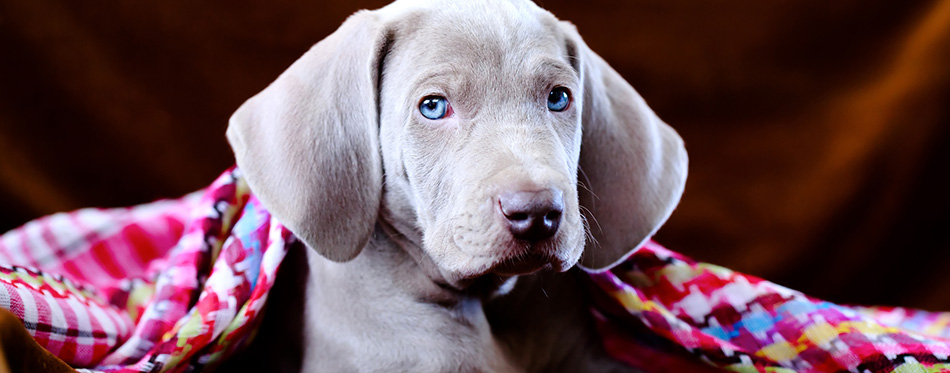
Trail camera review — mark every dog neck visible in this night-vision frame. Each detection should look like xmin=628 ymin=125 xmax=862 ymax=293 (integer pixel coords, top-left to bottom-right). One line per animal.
xmin=299 ymin=223 xmax=517 ymax=371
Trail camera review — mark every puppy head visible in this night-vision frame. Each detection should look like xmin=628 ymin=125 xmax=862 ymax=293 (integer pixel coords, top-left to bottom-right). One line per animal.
xmin=228 ymin=0 xmax=687 ymax=290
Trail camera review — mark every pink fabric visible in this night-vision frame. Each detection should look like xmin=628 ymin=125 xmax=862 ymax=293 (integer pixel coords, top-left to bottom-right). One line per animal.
xmin=0 ymin=168 xmax=291 ymax=372
xmin=588 ymin=241 xmax=950 ymax=372
xmin=4 ymin=168 xmax=950 ymax=373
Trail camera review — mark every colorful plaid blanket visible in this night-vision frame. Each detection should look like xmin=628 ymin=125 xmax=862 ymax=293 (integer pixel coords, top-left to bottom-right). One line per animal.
xmin=1 ymin=168 xmax=949 ymax=372
xmin=0 ymin=169 xmax=290 ymax=372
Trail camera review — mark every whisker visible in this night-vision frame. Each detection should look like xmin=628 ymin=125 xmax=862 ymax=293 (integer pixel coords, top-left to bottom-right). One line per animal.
xmin=577 ymin=166 xmax=597 ymax=199
xmin=578 ymin=207 xmax=600 ymax=249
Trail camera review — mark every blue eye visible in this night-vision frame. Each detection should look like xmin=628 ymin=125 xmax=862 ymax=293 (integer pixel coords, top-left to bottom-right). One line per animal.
xmin=419 ymin=96 xmax=450 ymax=120
xmin=547 ymin=87 xmax=570 ymax=112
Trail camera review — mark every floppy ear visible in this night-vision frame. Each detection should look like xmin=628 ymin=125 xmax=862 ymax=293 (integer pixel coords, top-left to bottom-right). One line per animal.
xmin=227 ymin=11 xmax=388 ymax=262
xmin=562 ymin=24 xmax=689 ymax=272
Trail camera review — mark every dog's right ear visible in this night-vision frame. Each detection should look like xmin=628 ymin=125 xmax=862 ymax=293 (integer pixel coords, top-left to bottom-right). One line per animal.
xmin=227 ymin=11 xmax=388 ymax=262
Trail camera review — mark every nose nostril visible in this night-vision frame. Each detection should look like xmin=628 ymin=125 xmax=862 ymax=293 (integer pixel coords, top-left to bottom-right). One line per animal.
xmin=544 ymin=211 xmax=561 ymax=222
xmin=507 ymin=212 xmax=530 ymax=221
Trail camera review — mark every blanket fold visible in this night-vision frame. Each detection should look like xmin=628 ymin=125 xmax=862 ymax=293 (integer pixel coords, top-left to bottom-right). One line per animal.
xmin=0 ymin=168 xmax=948 ymax=372
xmin=0 ymin=168 xmax=290 ymax=372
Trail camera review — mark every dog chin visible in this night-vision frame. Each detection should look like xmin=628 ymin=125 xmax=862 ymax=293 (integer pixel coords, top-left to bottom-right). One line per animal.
xmin=446 ymin=252 xmax=574 ymax=288
xmin=443 ymin=253 xmax=576 ymax=299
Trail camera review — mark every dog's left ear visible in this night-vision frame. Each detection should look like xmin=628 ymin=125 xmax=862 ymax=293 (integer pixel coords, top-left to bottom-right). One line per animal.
xmin=560 ymin=23 xmax=689 ymax=272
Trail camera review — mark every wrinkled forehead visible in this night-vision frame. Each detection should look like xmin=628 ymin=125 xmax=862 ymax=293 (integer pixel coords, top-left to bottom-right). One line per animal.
xmin=378 ymin=0 xmax=577 ymax=91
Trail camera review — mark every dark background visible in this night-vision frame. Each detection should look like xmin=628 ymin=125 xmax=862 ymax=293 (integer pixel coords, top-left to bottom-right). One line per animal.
xmin=1 ymin=1 xmax=948 ymax=309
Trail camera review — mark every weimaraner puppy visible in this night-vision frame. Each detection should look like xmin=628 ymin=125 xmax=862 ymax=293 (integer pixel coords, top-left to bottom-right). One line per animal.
xmin=220 ymin=0 xmax=687 ymax=371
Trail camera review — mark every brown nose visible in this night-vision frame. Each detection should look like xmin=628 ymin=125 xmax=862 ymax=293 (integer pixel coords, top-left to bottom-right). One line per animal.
xmin=498 ymin=189 xmax=564 ymax=242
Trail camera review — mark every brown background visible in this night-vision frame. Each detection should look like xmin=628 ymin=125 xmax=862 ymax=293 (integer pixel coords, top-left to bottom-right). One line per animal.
xmin=1 ymin=1 xmax=948 ymax=309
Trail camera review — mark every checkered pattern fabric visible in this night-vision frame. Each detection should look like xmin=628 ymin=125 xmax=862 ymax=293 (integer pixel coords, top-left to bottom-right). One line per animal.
xmin=1 ymin=167 xmax=949 ymax=372
xmin=0 ymin=168 xmax=291 ymax=372
xmin=589 ymin=241 xmax=950 ymax=372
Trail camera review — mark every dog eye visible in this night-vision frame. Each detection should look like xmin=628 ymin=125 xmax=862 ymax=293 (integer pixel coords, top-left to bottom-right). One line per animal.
xmin=419 ymin=95 xmax=451 ymax=120
xmin=547 ymin=87 xmax=571 ymax=112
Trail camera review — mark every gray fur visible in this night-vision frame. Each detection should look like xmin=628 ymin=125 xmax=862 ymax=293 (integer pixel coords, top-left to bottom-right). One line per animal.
xmin=226 ymin=0 xmax=687 ymax=371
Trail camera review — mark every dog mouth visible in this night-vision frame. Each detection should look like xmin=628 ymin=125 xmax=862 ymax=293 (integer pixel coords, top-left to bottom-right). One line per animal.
xmin=491 ymin=254 xmax=555 ymax=276
xmin=445 ymin=249 xmax=564 ymax=290
xmin=446 ymin=260 xmax=546 ymax=288
xmin=437 ymin=253 xmax=560 ymax=299
xmin=435 ymin=208 xmax=583 ymax=292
